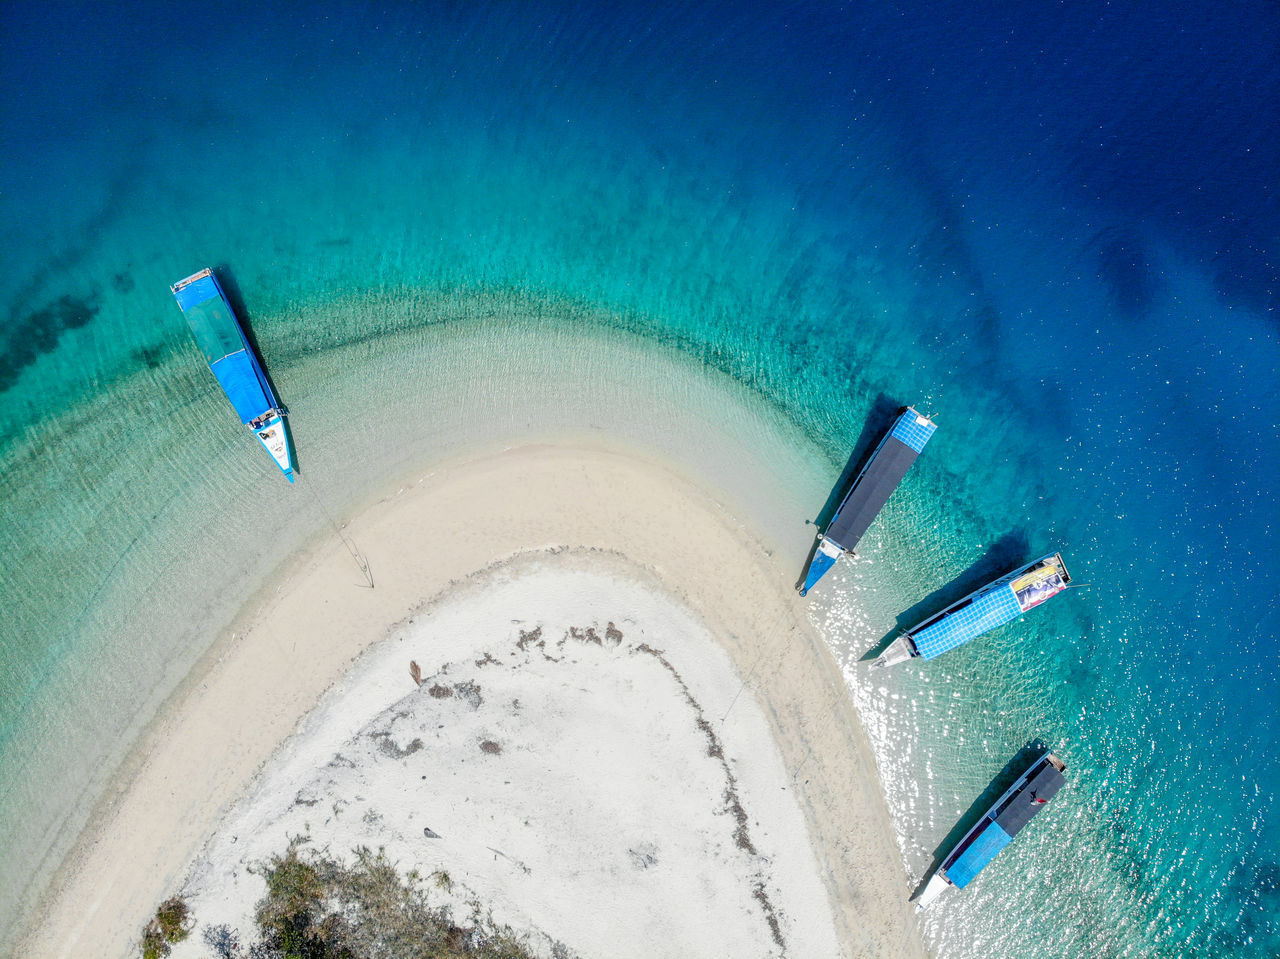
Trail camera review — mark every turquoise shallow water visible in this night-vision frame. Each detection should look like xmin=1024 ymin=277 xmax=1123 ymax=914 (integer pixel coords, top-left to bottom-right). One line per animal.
xmin=2 ymin=3 xmax=1278 ymax=956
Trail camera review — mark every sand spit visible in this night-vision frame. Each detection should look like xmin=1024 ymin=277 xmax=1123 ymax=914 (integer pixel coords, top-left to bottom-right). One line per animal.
xmin=20 ymin=445 xmax=926 ymax=959
xmin=176 ymin=563 xmax=839 ymax=958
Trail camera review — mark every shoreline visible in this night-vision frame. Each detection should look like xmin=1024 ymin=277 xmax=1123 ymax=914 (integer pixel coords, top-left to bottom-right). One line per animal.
xmin=19 ymin=444 xmax=927 ymax=959
xmin=176 ymin=554 xmax=846 ymax=957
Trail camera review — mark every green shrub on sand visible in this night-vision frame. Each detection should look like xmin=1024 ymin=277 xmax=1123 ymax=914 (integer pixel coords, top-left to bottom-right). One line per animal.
xmin=142 ymin=839 xmax=550 ymax=958
xmin=140 ymin=896 xmax=192 ymax=959
xmin=153 ymin=837 xmax=545 ymax=959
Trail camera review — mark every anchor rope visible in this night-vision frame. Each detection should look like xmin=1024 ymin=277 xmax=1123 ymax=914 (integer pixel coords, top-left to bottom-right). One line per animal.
xmin=299 ymin=476 xmax=374 ymax=589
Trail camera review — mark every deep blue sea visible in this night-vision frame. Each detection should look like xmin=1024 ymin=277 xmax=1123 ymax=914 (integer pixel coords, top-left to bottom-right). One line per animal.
xmin=1 ymin=2 xmax=1277 ymax=956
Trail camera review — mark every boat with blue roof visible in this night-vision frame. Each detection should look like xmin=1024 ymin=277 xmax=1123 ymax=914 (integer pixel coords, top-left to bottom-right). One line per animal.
xmin=874 ymin=552 xmax=1071 ymax=667
xmin=913 ymin=750 xmax=1066 ymax=910
xmin=798 ymin=407 xmax=936 ymax=596
xmin=171 ymin=268 xmax=295 ymax=482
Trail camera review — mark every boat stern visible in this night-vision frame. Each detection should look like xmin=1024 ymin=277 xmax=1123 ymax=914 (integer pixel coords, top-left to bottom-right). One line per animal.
xmin=252 ymin=413 xmax=295 ymax=481
xmin=798 ymin=536 xmax=844 ymax=596
xmin=912 ymin=873 xmax=952 ymax=911
xmin=873 ymin=633 xmax=918 ymax=668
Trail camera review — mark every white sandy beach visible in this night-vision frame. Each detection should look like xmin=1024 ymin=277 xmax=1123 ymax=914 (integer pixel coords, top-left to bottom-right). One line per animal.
xmin=19 ymin=445 xmax=927 ymax=959
xmin=175 ymin=561 xmax=841 ymax=958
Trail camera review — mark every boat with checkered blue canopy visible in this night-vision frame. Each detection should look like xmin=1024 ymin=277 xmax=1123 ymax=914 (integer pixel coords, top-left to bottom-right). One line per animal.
xmin=798 ymin=406 xmax=936 ymax=596
xmin=875 ymin=552 xmax=1072 ymax=667
xmin=172 ymin=268 xmax=295 ymax=482
xmin=913 ymin=750 xmax=1067 ymax=910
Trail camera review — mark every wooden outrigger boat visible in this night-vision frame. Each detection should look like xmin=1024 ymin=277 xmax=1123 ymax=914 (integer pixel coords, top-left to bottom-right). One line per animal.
xmin=914 ymin=750 xmax=1067 ymax=910
xmin=875 ymin=553 xmax=1072 ymax=667
xmin=798 ymin=407 xmax=936 ymax=596
xmin=172 ymin=268 xmax=294 ymax=481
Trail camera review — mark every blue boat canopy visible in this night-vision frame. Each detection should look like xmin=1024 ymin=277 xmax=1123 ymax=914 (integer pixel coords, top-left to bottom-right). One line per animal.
xmin=174 ymin=270 xmax=278 ymax=426
xmin=887 ymin=411 xmax=936 ymax=454
xmin=945 ymin=821 xmax=1013 ymax=889
xmin=910 ymin=586 xmax=1027 ymax=660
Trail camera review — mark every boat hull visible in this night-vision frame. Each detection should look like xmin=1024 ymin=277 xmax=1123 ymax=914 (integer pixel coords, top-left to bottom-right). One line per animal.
xmin=912 ymin=873 xmax=951 ymax=912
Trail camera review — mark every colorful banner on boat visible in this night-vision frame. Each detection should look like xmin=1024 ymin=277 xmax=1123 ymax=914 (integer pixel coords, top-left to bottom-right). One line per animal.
xmin=1010 ymin=561 xmax=1067 ymax=612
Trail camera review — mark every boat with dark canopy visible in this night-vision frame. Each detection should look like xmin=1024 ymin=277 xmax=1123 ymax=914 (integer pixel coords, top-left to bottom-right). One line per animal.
xmin=875 ymin=552 xmax=1072 ymax=667
xmin=172 ymin=268 xmax=295 ymax=482
xmin=798 ymin=406 xmax=936 ymax=596
xmin=913 ymin=750 xmax=1067 ymax=909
